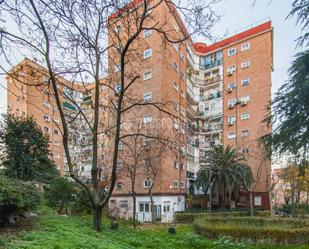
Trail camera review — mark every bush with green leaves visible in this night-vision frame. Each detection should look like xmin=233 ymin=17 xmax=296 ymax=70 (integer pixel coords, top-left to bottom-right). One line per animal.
xmin=194 ymin=216 xmax=309 ymax=245
xmin=277 ymin=204 xmax=309 ymax=216
xmin=44 ymin=177 xmax=76 ymax=214
xmin=0 ymin=175 xmax=40 ymax=225
xmin=72 ymin=187 xmax=93 ymax=214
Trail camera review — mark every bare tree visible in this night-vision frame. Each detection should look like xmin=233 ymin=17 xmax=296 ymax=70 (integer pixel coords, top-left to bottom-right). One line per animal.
xmin=0 ymin=0 xmax=220 ymax=231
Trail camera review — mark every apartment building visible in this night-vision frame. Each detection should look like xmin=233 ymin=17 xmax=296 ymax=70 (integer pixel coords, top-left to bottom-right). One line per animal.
xmin=186 ymin=21 xmax=273 ymax=210
xmin=6 ymin=59 xmax=97 ymax=180
xmin=6 ymin=1 xmax=273 ymax=222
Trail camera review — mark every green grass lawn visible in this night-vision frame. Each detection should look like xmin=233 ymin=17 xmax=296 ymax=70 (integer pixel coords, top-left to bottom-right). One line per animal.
xmin=1 ymin=211 xmax=309 ymax=249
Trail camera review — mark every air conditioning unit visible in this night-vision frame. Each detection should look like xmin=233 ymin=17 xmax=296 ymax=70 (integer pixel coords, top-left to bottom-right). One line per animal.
xmin=228 ymin=103 xmax=235 ymax=109
xmin=228 ymin=121 xmax=234 ymax=126
xmin=227 ymin=87 xmax=233 ymax=93
xmin=227 ymin=70 xmax=233 ymax=76
xmin=241 ymin=100 xmax=248 ymax=106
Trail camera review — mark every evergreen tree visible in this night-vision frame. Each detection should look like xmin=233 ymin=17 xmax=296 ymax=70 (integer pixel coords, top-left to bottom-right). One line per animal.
xmin=0 ymin=114 xmax=58 ymax=182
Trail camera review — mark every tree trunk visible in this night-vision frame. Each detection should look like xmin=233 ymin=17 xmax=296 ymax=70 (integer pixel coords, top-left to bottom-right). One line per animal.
xmin=93 ymin=206 xmax=103 ymax=232
xmin=131 ymin=180 xmax=137 ymax=228
xmin=148 ymin=184 xmax=155 ymax=223
xmin=291 ymin=190 xmax=296 ymax=217
xmin=249 ymin=191 xmax=254 ymax=217
xmin=268 ymin=190 xmax=273 ymax=216
xmin=208 ymin=187 xmax=212 ymax=211
xmin=228 ymin=187 xmax=232 ymax=210
xmin=132 ymin=193 xmax=136 ymax=228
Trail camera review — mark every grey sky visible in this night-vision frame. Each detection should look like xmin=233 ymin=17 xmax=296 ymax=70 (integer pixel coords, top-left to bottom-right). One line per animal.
xmin=0 ymin=0 xmax=303 ymax=114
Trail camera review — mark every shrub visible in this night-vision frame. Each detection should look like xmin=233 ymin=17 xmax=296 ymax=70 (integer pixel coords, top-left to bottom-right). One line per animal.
xmin=44 ymin=177 xmax=76 ymax=214
xmin=72 ymin=187 xmax=93 ymax=214
xmin=277 ymin=204 xmax=309 ymax=216
xmin=175 ymin=210 xmax=266 ymax=223
xmin=168 ymin=227 xmax=176 ymax=235
xmin=110 ymin=221 xmax=119 ymax=230
xmin=0 ymin=175 xmax=40 ymax=225
xmin=194 ymin=216 xmax=309 ymax=245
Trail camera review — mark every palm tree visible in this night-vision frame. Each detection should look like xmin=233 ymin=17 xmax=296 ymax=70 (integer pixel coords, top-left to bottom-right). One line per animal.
xmin=196 ymin=145 xmax=253 ymax=209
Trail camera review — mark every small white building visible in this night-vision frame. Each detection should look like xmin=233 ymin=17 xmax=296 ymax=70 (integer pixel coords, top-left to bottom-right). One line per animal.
xmin=109 ymin=195 xmax=185 ymax=223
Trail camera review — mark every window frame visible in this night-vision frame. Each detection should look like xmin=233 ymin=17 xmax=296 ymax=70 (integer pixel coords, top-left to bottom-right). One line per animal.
xmin=143 ymin=48 xmax=152 ymax=59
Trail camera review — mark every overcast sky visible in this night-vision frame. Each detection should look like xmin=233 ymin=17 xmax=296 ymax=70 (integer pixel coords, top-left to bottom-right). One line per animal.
xmin=0 ymin=0 xmax=303 ymax=114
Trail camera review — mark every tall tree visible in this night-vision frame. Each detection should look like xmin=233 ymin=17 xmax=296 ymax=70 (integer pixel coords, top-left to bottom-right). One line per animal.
xmin=287 ymin=0 xmax=309 ymax=47
xmin=0 ymin=0 xmax=220 ymax=231
xmin=0 ymin=114 xmax=58 ymax=182
xmin=196 ymin=145 xmax=253 ymax=209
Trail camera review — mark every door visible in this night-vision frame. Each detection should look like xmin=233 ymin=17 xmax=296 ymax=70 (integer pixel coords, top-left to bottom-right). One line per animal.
xmin=154 ymin=205 xmax=161 ymax=221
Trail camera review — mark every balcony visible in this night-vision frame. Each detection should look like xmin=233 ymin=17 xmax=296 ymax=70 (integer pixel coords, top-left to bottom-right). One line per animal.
xmin=63 ymin=101 xmax=77 ymax=111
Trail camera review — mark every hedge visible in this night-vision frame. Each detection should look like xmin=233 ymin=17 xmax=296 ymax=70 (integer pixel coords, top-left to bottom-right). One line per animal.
xmin=193 ymin=217 xmax=309 ymax=245
xmin=0 ymin=175 xmax=40 ymax=225
xmin=175 ymin=210 xmax=270 ymax=223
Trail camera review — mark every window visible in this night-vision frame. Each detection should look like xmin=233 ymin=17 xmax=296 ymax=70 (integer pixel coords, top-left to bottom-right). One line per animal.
xmin=139 ymin=202 xmax=151 ymax=212
xmin=241 ymin=60 xmax=250 ymax=68
xmin=254 ymin=196 xmax=262 ymax=206
xmin=144 ymin=29 xmax=152 ymax=37
xmin=241 ymin=112 xmax=250 ymax=120
xmin=241 ymin=78 xmax=250 ymax=86
xmin=174 ymin=161 xmax=179 ymax=169
xmin=163 ymin=203 xmax=170 ymax=212
xmin=239 ymin=196 xmax=246 ymax=205
xmin=115 ymin=24 xmax=122 ymax=33
xmin=115 ymin=182 xmax=123 ymax=190
xmin=180 ymin=71 xmax=185 ymax=81
xmin=180 ymin=181 xmax=185 ymax=189
xmin=44 ymin=115 xmax=51 ymax=122
xmin=115 ymin=83 xmax=122 ymax=93
xmin=118 ymin=141 xmax=122 ymax=150
xmin=144 ymin=70 xmax=152 ymax=80
xmin=144 ymin=137 xmax=151 ymax=146
xmin=143 ymin=179 xmax=152 ymax=188
xmin=228 ymin=99 xmax=237 ymax=107
xmin=173 ymin=122 xmax=179 ymax=130
xmin=119 ymin=200 xmax=128 ymax=209
xmin=180 ymin=107 xmax=185 ymax=116
xmin=143 ymin=115 xmax=152 ymax=124
xmin=228 ymin=115 xmax=236 ymax=124
xmin=53 ymin=129 xmax=59 ymax=135
xmin=143 ymin=92 xmax=152 ymax=102
xmin=173 ymin=61 xmax=178 ymax=72
xmin=228 ymin=47 xmax=237 ymax=56
xmin=228 ymin=132 xmax=236 ymax=140
xmin=241 ymin=42 xmax=250 ymax=51
xmin=53 ymin=141 xmax=60 ymax=146
xmin=143 ymin=48 xmax=152 ymax=59
xmin=116 ymin=161 xmax=123 ymax=169
xmin=241 ymin=130 xmax=250 ymax=137
xmin=227 ymin=64 xmax=236 ymax=73
xmin=173 ymin=43 xmax=179 ymax=52
xmin=43 ymin=102 xmax=50 ymax=109
xmin=44 ymin=127 xmax=49 ymax=133
xmin=144 ymin=158 xmax=150 ymax=167
xmin=240 ymin=96 xmax=250 ymax=103
xmin=180 ymin=53 xmax=185 ymax=62
xmin=241 ymin=147 xmax=250 ymax=154
xmin=180 ymin=90 xmax=185 ymax=98
xmin=173 ymin=81 xmax=178 ymax=91
xmin=173 ymin=180 xmax=178 ymax=188
xmin=173 ymin=102 xmax=179 ymax=111
xmin=173 ymin=23 xmax=179 ymax=32
xmin=114 ymin=64 xmax=120 ymax=72
xmin=228 ymin=82 xmax=236 ymax=89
